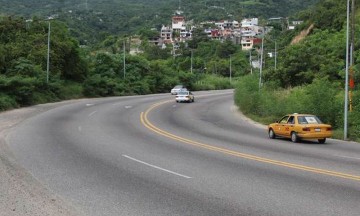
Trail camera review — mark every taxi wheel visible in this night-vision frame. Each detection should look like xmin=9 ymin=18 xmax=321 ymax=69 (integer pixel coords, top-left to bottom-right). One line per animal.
xmin=268 ymin=129 xmax=276 ymax=139
xmin=318 ymin=138 xmax=326 ymax=144
xmin=291 ymin=132 xmax=298 ymax=143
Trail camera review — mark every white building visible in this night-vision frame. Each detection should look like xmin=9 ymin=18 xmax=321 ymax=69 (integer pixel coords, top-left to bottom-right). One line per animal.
xmin=172 ymin=16 xmax=186 ymax=32
xmin=160 ymin=25 xmax=172 ymax=44
xmin=241 ymin=18 xmax=258 ymax=27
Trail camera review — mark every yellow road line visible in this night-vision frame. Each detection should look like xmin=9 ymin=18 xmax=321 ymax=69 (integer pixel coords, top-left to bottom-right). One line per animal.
xmin=140 ymin=100 xmax=360 ymax=182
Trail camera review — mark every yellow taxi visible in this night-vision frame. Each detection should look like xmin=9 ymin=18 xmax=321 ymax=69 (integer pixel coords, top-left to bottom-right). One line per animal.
xmin=268 ymin=113 xmax=332 ymax=144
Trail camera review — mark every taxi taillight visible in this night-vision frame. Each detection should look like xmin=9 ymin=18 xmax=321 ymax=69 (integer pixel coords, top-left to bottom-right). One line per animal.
xmin=326 ymin=127 xmax=332 ymax=131
xmin=302 ymin=127 xmax=311 ymax=131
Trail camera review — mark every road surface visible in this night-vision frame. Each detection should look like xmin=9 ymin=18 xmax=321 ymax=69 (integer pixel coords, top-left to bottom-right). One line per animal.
xmin=5 ymin=90 xmax=360 ymax=215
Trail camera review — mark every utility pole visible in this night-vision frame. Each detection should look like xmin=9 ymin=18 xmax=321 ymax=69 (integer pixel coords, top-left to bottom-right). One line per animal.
xmin=249 ymin=50 xmax=253 ymax=74
xmin=349 ymin=0 xmax=355 ymax=112
xmin=46 ymin=21 xmax=51 ymax=84
xmin=172 ymin=43 xmax=176 ymax=60
xmin=344 ymin=0 xmax=351 ymax=140
xmin=229 ymin=55 xmax=232 ymax=83
xmin=191 ymin=49 xmax=193 ymax=73
xmin=259 ymin=32 xmax=264 ymax=90
xmin=123 ymin=40 xmax=126 ymax=79
xmin=274 ymin=41 xmax=277 ymax=71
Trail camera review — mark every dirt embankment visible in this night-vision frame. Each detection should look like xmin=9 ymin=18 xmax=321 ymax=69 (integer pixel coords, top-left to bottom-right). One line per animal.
xmin=291 ymin=23 xmax=314 ymax=45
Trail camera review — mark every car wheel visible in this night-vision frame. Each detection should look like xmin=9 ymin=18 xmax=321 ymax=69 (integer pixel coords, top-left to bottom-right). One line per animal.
xmin=318 ymin=138 xmax=326 ymax=144
xmin=192 ymin=98 xmax=195 ymax=102
xmin=268 ymin=129 xmax=276 ymax=139
xmin=291 ymin=132 xmax=298 ymax=143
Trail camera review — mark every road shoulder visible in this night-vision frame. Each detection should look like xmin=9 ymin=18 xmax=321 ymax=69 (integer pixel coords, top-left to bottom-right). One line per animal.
xmin=0 ymin=101 xmax=85 ymax=216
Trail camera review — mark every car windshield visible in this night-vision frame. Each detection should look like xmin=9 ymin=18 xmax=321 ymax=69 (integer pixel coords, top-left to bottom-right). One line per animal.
xmin=173 ymin=85 xmax=183 ymax=89
xmin=297 ymin=116 xmax=323 ymax=124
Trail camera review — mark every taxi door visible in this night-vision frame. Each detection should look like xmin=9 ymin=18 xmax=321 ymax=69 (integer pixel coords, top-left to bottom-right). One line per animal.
xmin=282 ymin=115 xmax=295 ymax=137
xmin=274 ymin=115 xmax=290 ymax=136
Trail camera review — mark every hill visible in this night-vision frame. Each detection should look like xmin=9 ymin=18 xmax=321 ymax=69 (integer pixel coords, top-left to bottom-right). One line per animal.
xmin=0 ymin=0 xmax=319 ymax=44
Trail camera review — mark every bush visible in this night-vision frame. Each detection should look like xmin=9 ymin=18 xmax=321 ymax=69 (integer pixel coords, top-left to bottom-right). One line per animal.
xmin=234 ymin=75 xmax=261 ymax=115
xmin=83 ymin=74 xmax=117 ymax=97
xmin=0 ymin=94 xmax=17 ymax=111
xmin=193 ymin=74 xmax=233 ymax=91
xmin=234 ymin=76 xmax=359 ymax=140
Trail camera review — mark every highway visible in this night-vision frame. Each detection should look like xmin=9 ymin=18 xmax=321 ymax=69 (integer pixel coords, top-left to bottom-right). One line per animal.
xmin=6 ymin=90 xmax=360 ymax=216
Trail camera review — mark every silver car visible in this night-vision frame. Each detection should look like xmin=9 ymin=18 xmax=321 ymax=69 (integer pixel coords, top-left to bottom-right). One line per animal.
xmin=175 ymin=91 xmax=194 ymax=103
xmin=171 ymin=85 xmax=187 ymax=95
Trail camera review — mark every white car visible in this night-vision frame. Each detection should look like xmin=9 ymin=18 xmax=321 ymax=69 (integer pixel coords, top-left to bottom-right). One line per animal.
xmin=175 ymin=91 xmax=194 ymax=103
xmin=171 ymin=85 xmax=187 ymax=95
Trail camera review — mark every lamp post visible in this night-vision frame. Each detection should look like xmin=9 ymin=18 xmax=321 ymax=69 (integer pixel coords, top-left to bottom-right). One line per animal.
xmin=249 ymin=49 xmax=253 ymax=74
xmin=259 ymin=31 xmax=264 ymax=90
xmin=229 ymin=55 xmax=232 ymax=83
xmin=344 ymin=0 xmax=351 ymax=140
xmin=190 ymin=49 xmax=193 ymax=73
xmin=274 ymin=40 xmax=277 ymax=71
xmin=123 ymin=40 xmax=126 ymax=79
xmin=46 ymin=21 xmax=51 ymax=84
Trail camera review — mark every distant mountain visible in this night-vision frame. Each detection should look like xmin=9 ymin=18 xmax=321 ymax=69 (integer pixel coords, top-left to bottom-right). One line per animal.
xmin=0 ymin=0 xmax=320 ymax=44
xmin=0 ymin=0 xmax=320 ymax=19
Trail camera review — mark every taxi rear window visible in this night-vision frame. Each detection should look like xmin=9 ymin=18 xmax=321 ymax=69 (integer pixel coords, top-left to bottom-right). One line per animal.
xmin=297 ymin=116 xmax=322 ymax=124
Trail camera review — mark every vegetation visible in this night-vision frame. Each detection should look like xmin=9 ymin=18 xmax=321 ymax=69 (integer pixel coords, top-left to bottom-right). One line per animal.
xmin=1 ymin=0 xmax=359 ymax=141
xmin=234 ymin=0 xmax=360 ymax=141
xmin=0 ymin=0 xmax=319 ymax=45
xmin=0 ymin=16 xmax=240 ymax=111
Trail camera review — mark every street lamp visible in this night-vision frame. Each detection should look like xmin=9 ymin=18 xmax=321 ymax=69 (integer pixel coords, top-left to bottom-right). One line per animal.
xmin=229 ymin=55 xmax=232 ymax=83
xmin=259 ymin=30 xmax=264 ymax=90
xmin=344 ymin=0 xmax=351 ymax=140
xmin=123 ymin=40 xmax=126 ymax=79
xmin=46 ymin=21 xmax=51 ymax=83
xmin=274 ymin=40 xmax=277 ymax=71
xmin=190 ymin=49 xmax=193 ymax=73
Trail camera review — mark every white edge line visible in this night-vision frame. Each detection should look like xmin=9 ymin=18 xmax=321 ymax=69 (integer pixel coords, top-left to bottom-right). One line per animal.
xmin=335 ymin=155 xmax=360 ymax=160
xmin=88 ymin=111 xmax=98 ymax=117
xmin=122 ymin=155 xmax=192 ymax=179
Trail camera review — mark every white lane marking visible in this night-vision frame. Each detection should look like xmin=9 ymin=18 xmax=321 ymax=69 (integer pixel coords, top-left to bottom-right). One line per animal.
xmin=86 ymin=103 xmax=94 ymax=107
xmin=125 ymin=105 xmax=132 ymax=109
xmin=122 ymin=155 xmax=192 ymax=179
xmin=88 ymin=111 xmax=98 ymax=117
xmin=78 ymin=126 xmax=82 ymax=132
xmin=335 ymin=155 xmax=360 ymax=160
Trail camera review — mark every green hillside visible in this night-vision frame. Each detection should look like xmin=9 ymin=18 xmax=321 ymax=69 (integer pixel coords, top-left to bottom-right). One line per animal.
xmin=0 ymin=0 xmax=319 ymax=44
xmin=234 ymin=0 xmax=360 ymax=140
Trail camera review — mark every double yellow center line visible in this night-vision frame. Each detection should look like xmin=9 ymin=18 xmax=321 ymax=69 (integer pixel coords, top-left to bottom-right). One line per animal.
xmin=140 ymin=100 xmax=360 ymax=182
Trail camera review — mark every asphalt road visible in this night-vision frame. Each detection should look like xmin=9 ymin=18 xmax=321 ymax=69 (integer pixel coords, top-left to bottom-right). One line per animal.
xmin=6 ymin=90 xmax=360 ymax=216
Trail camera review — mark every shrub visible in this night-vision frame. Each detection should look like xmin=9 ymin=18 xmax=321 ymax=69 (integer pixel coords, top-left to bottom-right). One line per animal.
xmin=193 ymin=74 xmax=233 ymax=91
xmin=234 ymin=75 xmax=261 ymax=115
xmin=83 ymin=74 xmax=117 ymax=97
xmin=0 ymin=94 xmax=17 ymax=111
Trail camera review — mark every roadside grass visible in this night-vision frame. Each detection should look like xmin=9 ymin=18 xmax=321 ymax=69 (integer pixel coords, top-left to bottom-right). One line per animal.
xmin=234 ymin=74 xmax=359 ymax=142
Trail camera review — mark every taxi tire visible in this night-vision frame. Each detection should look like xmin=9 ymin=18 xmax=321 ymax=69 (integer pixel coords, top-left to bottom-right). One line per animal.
xmin=318 ymin=138 xmax=326 ymax=144
xmin=268 ymin=129 xmax=276 ymax=139
xmin=291 ymin=132 xmax=299 ymax=143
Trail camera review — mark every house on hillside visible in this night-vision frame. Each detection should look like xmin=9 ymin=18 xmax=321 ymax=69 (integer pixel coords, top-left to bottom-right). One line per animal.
xmin=240 ymin=18 xmax=264 ymax=50
xmin=160 ymin=25 xmax=172 ymax=44
xmin=288 ymin=20 xmax=303 ymax=30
